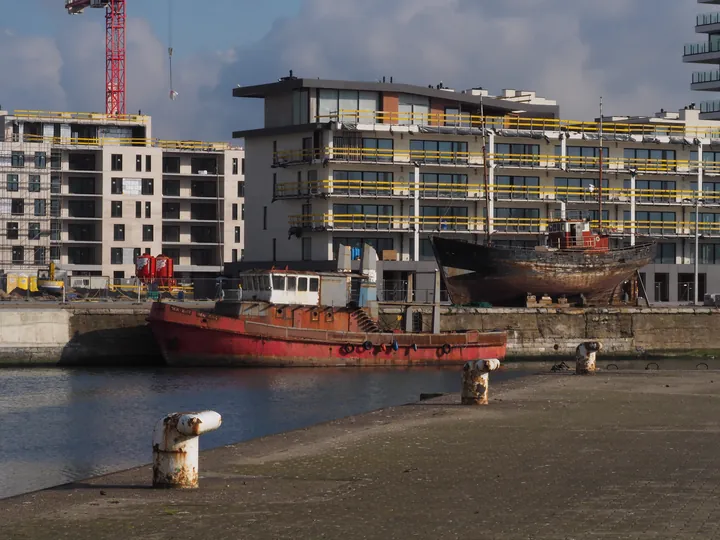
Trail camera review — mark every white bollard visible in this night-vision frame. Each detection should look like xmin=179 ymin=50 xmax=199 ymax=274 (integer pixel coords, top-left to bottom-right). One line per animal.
xmin=576 ymin=342 xmax=603 ymax=375
xmin=461 ymin=359 xmax=501 ymax=405
xmin=152 ymin=410 xmax=222 ymax=489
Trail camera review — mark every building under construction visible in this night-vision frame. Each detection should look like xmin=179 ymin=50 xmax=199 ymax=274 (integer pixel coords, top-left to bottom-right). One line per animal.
xmin=0 ymin=109 xmax=245 ymax=283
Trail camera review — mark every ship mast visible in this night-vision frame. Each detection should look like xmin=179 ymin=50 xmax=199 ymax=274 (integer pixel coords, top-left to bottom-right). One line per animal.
xmin=598 ymin=96 xmax=603 ymax=230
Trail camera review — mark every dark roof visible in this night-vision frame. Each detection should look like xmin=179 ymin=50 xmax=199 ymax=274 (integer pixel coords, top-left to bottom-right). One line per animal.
xmin=232 ymin=77 xmax=559 ymax=117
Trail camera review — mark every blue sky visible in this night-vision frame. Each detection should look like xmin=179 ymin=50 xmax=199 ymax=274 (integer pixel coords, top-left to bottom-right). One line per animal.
xmin=0 ymin=0 xmax=704 ymax=142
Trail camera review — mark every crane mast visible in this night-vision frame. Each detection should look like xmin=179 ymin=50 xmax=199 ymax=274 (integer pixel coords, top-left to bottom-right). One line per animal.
xmin=65 ymin=0 xmax=126 ymax=117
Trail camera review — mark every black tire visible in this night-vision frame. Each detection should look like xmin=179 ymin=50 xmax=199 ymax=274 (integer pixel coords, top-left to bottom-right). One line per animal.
xmin=363 ymin=340 xmax=373 ymax=351
xmin=441 ymin=343 xmax=452 ymax=355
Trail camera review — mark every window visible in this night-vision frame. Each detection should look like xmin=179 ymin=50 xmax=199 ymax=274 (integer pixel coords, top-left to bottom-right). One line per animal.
xmin=162 ymin=156 xmax=180 ymax=173
xmin=624 ymin=210 xmax=676 ymax=234
xmin=145 ymin=155 xmax=152 ymax=172
xmin=28 ymin=223 xmax=41 ymax=240
xmin=11 ymin=199 xmax=23 ymax=215
xmin=241 ymin=158 xmax=245 ymax=175
xmin=161 ymin=180 xmax=179 ymax=197
xmin=263 ymin=206 xmax=267 ymax=230
xmin=133 ymin=248 xmax=141 ymax=261
xmin=232 ymin=158 xmax=239 ymax=175
xmin=11 ymin=151 xmax=24 ymax=167
xmin=6 ymin=222 xmax=18 ymax=240
xmin=654 ymin=242 xmax=676 ymax=264
xmin=143 ymin=225 xmax=154 ymax=241
xmin=555 ymin=178 xmax=609 ymax=201
xmin=241 ymin=204 xmax=245 ymax=220
xmin=33 ymin=199 xmax=46 ymax=217
xmin=298 ymin=277 xmax=308 ymax=291
xmin=111 ymin=248 xmax=123 ymax=264
xmin=190 ymin=157 xmax=217 ymax=175
xmin=6 ymin=174 xmax=18 ymax=192
xmin=34 ymin=152 xmax=47 ymax=169
xmin=50 ymin=246 xmax=60 ymax=262
xmin=111 ymin=201 xmax=122 ymax=218
xmin=495 ymin=176 xmax=540 ymax=200
xmin=50 ymin=200 xmax=60 ymax=217
xmin=51 ymin=175 xmax=61 ymax=194
xmin=136 ymin=155 xmax=142 ymax=172
xmin=624 ymin=148 xmax=676 ymax=171
xmin=142 ymin=179 xmax=154 ymax=195
xmin=111 ymin=154 xmax=122 ymax=171
xmin=410 ymin=140 xmax=468 ymax=165
xmin=309 ymin=277 xmax=319 ymax=292
xmin=555 ymin=146 xmax=609 ymax=169
xmin=334 ymin=171 xmax=393 ymax=196
xmin=333 ymin=238 xmax=394 ymax=260
xmin=420 ymin=206 xmax=469 ymax=231
xmin=272 ymin=238 xmax=276 ymax=261
xmin=494 ymin=143 xmax=540 ymax=166
xmin=114 ymin=224 xmax=125 ymax=241
xmin=68 ymin=223 xmax=95 ymax=241
xmin=299 ymin=236 xmax=311 ymax=260
xmin=12 ymin=246 xmax=24 ymax=264
xmin=231 ymin=249 xmax=238 ymax=263
xmin=50 ymin=150 xmax=61 ymax=170
xmin=28 ymin=175 xmax=41 ymax=192
xmin=317 ymin=89 xmax=379 ymax=122
xmin=145 ymin=201 xmax=151 ymax=219
xmin=111 ymin=178 xmax=123 ymax=194
xmin=654 ymin=273 xmax=670 ymax=302
xmin=34 ymin=247 xmax=46 ymax=265
xmin=50 ymin=221 xmax=61 ymax=241
xmin=332 ymin=204 xmax=393 ymax=229
xmin=237 ymin=181 xmax=245 ymax=197
xmin=234 ymin=226 xmax=241 ymax=243
xmin=494 ymin=207 xmax=541 ymax=232
xmin=358 ymin=138 xmax=393 ymax=162
xmin=68 ymin=200 xmax=94 ymax=218
xmin=411 ymin=172 xmax=467 ymax=198
xmin=398 ymin=93 xmax=430 ymax=125
xmin=624 ymin=179 xmax=676 ymax=203
xmin=272 ymin=275 xmax=285 ymax=290
xmin=69 ymin=177 xmax=95 ymax=194
xmin=136 ymin=201 xmax=141 ymax=218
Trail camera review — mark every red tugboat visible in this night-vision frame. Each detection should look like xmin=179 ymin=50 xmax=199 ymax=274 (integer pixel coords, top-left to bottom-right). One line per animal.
xmin=147 ymin=268 xmax=506 ymax=368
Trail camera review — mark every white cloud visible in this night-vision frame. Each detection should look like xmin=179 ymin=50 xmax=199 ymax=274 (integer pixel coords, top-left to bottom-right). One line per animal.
xmin=0 ymin=0 xmax=708 ymax=141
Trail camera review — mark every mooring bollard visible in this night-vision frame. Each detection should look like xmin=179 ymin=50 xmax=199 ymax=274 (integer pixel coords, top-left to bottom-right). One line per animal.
xmin=461 ymin=358 xmax=501 ymax=405
xmin=576 ymin=342 xmax=603 ymax=375
xmin=152 ymin=410 xmax=222 ymax=489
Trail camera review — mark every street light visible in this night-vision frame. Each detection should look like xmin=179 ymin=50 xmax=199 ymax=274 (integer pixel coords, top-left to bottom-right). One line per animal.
xmin=683 ymin=197 xmax=702 ymax=305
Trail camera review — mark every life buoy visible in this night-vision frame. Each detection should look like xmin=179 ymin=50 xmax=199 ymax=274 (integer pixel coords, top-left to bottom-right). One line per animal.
xmin=341 ymin=344 xmax=354 ymax=354
xmin=440 ymin=343 xmax=452 ymax=355
xmin=412 ymin=343 xmax=418 ymax=351
xmin=363 ymin=340 xmax=373 ymax=351
xmin=392 ymin=339 xmax=399 ymax=351
xmin=381 ymin=343 xmax=388 ymax=353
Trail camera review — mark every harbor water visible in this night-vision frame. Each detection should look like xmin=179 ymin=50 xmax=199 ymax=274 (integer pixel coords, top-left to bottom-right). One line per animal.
xmin=0 ymin=365 xmax=530 ymax=499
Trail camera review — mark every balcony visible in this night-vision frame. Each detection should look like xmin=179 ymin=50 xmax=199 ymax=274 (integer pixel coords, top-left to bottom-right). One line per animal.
xmin=696 ymin=11 xmax=720 ymax=33
xmin=691 ymin=69 xmax=720 ymax=92
xmin=683 ymin=41 xmax=720 ymax=64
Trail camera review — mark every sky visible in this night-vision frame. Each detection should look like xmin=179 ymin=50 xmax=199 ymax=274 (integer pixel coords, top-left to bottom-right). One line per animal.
xmin=0 ymin=0 xmax=706 ymax=142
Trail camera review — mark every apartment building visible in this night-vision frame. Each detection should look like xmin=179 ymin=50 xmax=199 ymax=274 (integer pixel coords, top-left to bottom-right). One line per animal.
xmin=0 ymin=109 xmax=244 ymax=281
xmin=231 ymin=75 xmax=720 ymax=304
xmin=685 ymin=0 xmax=720 ymax=118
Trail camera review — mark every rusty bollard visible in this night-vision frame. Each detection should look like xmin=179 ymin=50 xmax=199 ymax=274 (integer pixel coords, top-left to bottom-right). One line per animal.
xmin=152 ymin=411 xmax=222 ymax=489
xmin=461 ymin=359 xmax=501 ymax=405
xmin=575 ymin=342 xmax=603 ymax=375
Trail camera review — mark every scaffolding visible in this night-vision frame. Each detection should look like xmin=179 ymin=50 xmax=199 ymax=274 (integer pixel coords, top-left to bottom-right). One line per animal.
xmin=0 ymin=139 xmax=53 ymax=274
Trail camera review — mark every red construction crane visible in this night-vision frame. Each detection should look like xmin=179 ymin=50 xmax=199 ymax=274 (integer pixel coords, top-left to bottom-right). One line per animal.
xmin=65 ymin=0 xmax=126 ymax=117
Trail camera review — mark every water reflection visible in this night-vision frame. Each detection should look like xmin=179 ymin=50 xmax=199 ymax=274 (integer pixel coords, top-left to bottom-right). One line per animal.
xmin=0 ymin=366 xmax=528 ymax=499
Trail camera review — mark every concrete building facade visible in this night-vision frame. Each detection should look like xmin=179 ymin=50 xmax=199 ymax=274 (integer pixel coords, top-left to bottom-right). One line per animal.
xmin=0 ymin=109 xmax=244 ymax=281
xmin=231 ymin=75 xmax=720 ymax=305
xmin=685 ymin=0 xmax=720 ymax=119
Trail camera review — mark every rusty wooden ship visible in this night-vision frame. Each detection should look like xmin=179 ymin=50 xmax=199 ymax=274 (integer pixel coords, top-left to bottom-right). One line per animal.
xmin=431 ymin=215 xmax=655 ymax=307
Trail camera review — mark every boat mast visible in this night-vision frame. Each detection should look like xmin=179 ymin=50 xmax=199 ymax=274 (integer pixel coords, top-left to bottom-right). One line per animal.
xmin=598 ymin=96 xmax=603 ymax=229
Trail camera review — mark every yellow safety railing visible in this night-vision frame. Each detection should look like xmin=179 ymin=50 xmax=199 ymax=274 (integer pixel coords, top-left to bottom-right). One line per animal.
xmin=288 ymin=213 xmax=720 ymax=235
xmin=316 ymin=109 xmax=720 ymax=139
xmin=20 ymin=134 xmax=235 ymax=151
xmin=273 ymin=147 xmax=720 ymax=174
xmin=14 ymin=109 xmax=149 ymax=123
xmin=275 ymin=178 xmax=720 ymax=203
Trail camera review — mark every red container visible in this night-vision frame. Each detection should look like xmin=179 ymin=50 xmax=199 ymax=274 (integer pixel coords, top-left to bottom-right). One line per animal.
xmin=155 ymin=254 xmax=174 ymax=287
xmin=136 ymin=254 xmax=156 ymax=283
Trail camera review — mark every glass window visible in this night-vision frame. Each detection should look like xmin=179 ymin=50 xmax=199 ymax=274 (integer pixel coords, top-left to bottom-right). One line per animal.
xmin=287 ymin=276 xmax=297 ymax=291
xmin=28 ymin=223 xmax=41 ymax=240
xmin=111 ymin=248 xmax=123 ymax=264
xmin=298 ymin=277 xmax=308 ymax=292
xmin=34 ymin=199 xmax=46 ymax=216
xmin=7 ymin=174 xmax=18 ymax=192
xmin=142 ymin=178 xmax=154 ymax=195
xmin=309 ymin=278 xmax=319 ymax=292
xmin=34 ymin=152 xmax=47 ymax=169
xmin=272 ymin=275 xmax=286 ymax=291
xmin=6 ymin=222 xmax=18 ymax=240
xmin=114 ymin=224 xmax=125 ymax=241
xmin=143 ymin=225 xmax=154 ymax=242
xmin=111 ymin=154 xmax=122 ymax=171
xmin=111 ymin=201 xmax=122 ymax=218
xmin=11 ymin=151 xmax=24 ymax=167
xmin=28 ymin=175 xmax=41 ymax=192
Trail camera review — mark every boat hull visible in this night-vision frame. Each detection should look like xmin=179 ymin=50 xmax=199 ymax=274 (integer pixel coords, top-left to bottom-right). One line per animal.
xmin=148 ymin=302 xmax=507 ymax=367
xmin=431 ymin=236 xmax=655 ymax=306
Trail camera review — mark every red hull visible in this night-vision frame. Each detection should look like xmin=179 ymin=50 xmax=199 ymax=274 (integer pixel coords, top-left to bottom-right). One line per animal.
xmin=148 ymin=303 xmax=507 ymax=368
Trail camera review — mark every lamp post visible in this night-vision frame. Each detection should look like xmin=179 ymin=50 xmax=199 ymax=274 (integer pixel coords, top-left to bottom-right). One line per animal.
xmin=683 ymin=196 xmax=701 ymax=305
xmin=413 ymin=160 xmax=420 ymax=262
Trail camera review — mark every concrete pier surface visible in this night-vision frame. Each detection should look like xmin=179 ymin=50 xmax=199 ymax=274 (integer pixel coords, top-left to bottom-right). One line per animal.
xmin=4 ymin=370 xmax=720 ymax=539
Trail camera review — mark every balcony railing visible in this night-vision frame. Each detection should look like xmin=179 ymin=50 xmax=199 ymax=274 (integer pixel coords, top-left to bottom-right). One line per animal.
xmin=697 ymin=12 xmax=720 ymax=26
xmin=19 ymin=133 xmax=237 ymax=151
xmin=314 ymin=110 xmax=720 ymax=138
xmin=288 ymin=214 xmax=720 ymax=236
xmin=693 ymin=70 xmax=720 ymax=84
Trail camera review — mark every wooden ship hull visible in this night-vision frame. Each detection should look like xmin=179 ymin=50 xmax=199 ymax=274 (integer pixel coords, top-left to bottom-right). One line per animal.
xmin=431 ymin=236 xmax=655 ymax=307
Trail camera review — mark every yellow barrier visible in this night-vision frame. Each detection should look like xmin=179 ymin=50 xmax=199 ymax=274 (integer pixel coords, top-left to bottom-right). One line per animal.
xmin=14 ymin=109 xmax=149 ymax=124
xmin=288 ymin=213 xmax=720 ymax=234
xmin=19 ymin=134 xmax=237 ymax=152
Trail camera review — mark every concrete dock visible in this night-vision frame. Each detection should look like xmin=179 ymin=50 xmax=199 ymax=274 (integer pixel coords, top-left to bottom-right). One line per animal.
xmin=3 ymin=369 xmax=720 ymax=539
